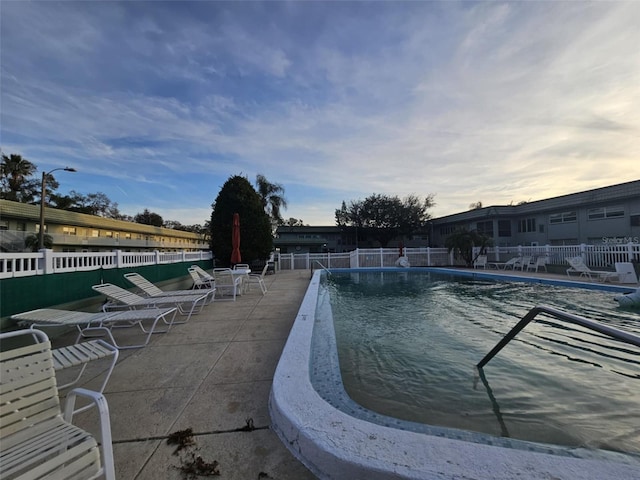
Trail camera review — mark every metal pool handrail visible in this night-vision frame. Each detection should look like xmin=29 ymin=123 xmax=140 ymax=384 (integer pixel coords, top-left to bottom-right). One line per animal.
xmin=477 ymin=304 xmax=640 ymax=368
xmin=311 ymin=260 xmax=331 ymax=277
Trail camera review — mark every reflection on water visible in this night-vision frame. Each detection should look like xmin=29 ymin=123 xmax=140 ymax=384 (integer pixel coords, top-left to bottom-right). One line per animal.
xmin=326 ymin=271 xmax=640 ymax=454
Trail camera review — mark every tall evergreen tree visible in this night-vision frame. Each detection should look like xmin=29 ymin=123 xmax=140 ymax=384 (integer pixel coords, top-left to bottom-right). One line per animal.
xmin=211 ymin=175 xmax=273 ymax=267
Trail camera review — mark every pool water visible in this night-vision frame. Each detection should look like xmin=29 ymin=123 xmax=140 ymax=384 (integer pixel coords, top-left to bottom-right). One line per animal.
xmin=319 ymin=271 xmax=640 ymax=455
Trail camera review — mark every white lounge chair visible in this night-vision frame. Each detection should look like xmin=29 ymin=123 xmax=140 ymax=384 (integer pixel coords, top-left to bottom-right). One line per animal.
xmin=92 ymin=283 xmax=208 ymax=323
xmin=614 ymin=262 xmax=638 ymax=284
xmin=190 ymin=265 xmax=216 ymax=288
xmin=246 ymin=263 xmax=269 ymax=295
xmin=124 ymin=272 xmax=215 ymax=304
xmin=0 ymin=329 xmax=115 ymax=480
xmin=565 ymin=256 xmax=618 ymax=282
xmin=489 ymin=257 xmax=519 ymax=270
xmin=11 ymin=306 xmax=178 ymax=349
xmin=188 ymin=266 xmax=214 ymax=289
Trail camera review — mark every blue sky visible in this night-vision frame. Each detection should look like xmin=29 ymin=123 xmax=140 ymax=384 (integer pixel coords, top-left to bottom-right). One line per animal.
xmin=2 ymin=1 xmax=639 ymax=226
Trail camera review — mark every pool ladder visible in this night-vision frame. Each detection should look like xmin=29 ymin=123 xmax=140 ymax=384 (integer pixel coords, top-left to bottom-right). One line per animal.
xmin=477 ymin=304 xmax=640 ymax=368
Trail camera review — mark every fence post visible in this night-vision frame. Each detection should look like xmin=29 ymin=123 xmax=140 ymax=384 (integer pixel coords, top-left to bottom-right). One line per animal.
xmin=115 ymin=250 xmax=124 ymax=268
xmin=580 ymin=243 xmax=587 ymax=263
xmin=627 ymin=242 xmax=634 ymax=262
xmin=427 ymin=247 xmax=431 ymax=266
xmin=40 ymin=249 xmax=54 ymax=274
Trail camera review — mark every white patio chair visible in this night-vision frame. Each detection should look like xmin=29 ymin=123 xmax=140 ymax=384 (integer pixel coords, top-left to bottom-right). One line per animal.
xmin=473 ymin=255 xmax=487 ymax=269
xmin=246 ymin=263 xmax=269 ymax=295
xmin=527 ymin=256 xmax=548 ymax=273
xmin=212 ymin=268 xmax=243 ymax=301
xmin=0 ymin=329 xmax=115 ymax=480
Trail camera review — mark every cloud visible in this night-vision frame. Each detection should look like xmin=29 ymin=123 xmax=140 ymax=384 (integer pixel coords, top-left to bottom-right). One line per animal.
xmin=1 ymin=1 xmax=639 ymax=226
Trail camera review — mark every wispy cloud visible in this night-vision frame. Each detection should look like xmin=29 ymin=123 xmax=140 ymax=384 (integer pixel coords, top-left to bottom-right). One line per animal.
xmin=2 ymin=1 xmax=638 ymax=226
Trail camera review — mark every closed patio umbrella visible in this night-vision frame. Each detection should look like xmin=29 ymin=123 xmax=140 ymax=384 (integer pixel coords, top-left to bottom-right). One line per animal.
xmin=230 ymin=212 xmax=241 ymax=265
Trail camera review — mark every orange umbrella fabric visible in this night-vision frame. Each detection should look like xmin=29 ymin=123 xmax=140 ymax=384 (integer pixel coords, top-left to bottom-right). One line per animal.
xmin=230 ymin=213 xmax=241 ymax=265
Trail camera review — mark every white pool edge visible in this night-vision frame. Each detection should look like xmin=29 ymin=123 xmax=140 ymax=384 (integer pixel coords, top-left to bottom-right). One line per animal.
xmin=269 ymin=270 xmax=639 ymax=480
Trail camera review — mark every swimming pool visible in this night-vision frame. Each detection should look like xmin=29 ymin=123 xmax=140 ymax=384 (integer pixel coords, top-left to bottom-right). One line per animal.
xmin=270 ymin=268 xmax=640 ymax=479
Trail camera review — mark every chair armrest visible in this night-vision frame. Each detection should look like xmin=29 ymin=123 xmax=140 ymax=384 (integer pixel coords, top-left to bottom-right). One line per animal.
xmin=63 ymin=388 xmax=115 ymax=479
xmin=63 ymin=388 xmax=110 ymax=422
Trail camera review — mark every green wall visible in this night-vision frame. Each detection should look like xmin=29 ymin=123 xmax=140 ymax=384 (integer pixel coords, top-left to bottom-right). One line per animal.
xmin=0 ymin=260 xmax=212 ymax=324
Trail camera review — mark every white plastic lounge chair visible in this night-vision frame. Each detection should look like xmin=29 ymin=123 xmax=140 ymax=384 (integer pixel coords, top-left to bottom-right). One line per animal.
xmin=212 ymin=268 xmax=242 ymax=301
xmin=0 ymin=329 xmax=115 ymax=480
xmin=191 ymin=265 xmax=216 ymax=283
xmin=92 ymin=283 xmax=208 ymax=323
xmin=527 ymin=256 xmax=548 ymax=273
xmin=187 ymin=266 xmax=215 ymax=290
xmin=565 ymin=256 xmax=618 ymax=282
xmin=473 ymin=255 xmax=487 ymax=269
xmin=11 ymin=306 xmax=178 ymax=349
xmin=489 ymin=257 xmax=519 ymax=270
xmin=614 ymin=262 xmax=638 ymax=284
xmin=233 ymin=263 xmax=250 ymax=270
xmin=124 ymin=272 xmax=215 ymax=304
xmin=246 ymin=263 xmax=269 ymax=295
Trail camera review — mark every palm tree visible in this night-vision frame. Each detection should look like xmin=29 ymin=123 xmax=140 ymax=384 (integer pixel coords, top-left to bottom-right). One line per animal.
xmin=445 ymin=228 xmax=492 ymax=267
xmin=255 ymin=174 xmax=288 ymax=225
xmin=1 ymin=153 xmax=37 ymax=202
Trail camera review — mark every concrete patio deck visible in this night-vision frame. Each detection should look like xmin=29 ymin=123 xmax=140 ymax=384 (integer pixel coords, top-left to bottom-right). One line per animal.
xmin=49 ymin=269 xmax=317 ymax=480
xmin=39 ymin=267 xmax=638 ymax=479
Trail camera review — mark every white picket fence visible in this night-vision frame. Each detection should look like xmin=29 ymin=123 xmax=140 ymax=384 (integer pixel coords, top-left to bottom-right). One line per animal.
xmin=0 ymin=249 xmax=213 ymax=279
xmin=276 ymin=243 xmax=640 ymax=271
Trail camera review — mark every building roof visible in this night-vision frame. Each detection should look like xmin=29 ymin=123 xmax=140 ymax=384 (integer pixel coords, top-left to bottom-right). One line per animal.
xmin=431 ymin=180 xmax=640 ymax=225
xmin=0 ymin=200 xmax=203 ymax=240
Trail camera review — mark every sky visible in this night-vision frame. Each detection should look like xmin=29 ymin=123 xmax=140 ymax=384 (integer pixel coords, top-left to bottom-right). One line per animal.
xmin=1 ymin=1 xmax=639 ymax=227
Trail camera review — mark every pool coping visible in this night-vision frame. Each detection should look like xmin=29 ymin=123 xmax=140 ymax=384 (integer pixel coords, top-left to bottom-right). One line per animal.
xmin=269 ymin=269 xmax=640 ymax=480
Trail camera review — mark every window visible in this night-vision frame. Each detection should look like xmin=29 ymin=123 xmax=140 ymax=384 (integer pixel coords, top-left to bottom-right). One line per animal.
xmin=549 ymin=211 xmax=577 ymax=224
xmin=124 ymin=233 xmax=132 ymax=239
xmin=104 ymin=231 xmax=113 ymax=238
xmin=631 ymin=214 xmax=640 ymax=227
xmin=476 ymin=221 xmax=493 ymax=237
xmin=588 ymin=205 xmax=624 ymax=220
xmin=439 ymin=225 xmax=457 ymax=235
xmin=62 ymin=227 xmax=77 ymax=235
xmin=498 ymin=220 xmax=511 ymax=237
xmin=91 ymin=230 xmax=99 ymax=237
xmin=0 ymin=220 xmax=8 ymax=231
xmin=517 ymin=218 xmax=536 ymax=233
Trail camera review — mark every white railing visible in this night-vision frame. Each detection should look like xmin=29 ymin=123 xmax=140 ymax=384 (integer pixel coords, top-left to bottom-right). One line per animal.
xmin=0 ymin=249 xmax=213 ymax=278
xmin=276 ymin=243 xmax=640 ymax=271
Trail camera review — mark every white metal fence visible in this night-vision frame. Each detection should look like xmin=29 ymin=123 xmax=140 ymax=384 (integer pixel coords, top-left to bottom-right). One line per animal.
xmin=276 ymin=243 xmax=640 ymax=271
xmin=0 ymin=249 xmax=213 ymax=278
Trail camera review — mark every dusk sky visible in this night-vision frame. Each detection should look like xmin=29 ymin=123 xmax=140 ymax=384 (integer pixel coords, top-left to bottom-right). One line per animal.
xmin=2 ymin=1 xmax=639 ymax=226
